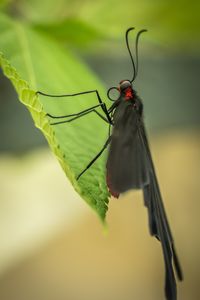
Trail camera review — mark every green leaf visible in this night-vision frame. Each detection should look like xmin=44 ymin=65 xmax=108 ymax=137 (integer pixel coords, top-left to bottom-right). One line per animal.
xmin=0 ymin=13 xmax=110 ymax=221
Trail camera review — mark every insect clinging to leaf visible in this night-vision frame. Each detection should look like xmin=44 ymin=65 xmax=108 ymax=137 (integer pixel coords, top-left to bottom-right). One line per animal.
xmin=37 ymin=27 xmax=183 ymax=300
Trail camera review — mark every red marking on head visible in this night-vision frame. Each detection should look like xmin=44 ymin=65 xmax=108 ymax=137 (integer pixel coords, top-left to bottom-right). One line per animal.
xmin=125 ymin=87 xmax=133 ymax=100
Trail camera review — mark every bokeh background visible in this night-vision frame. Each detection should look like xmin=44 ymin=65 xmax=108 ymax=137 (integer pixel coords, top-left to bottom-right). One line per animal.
xmin=0 ymin=0 xmax=200 ymax=299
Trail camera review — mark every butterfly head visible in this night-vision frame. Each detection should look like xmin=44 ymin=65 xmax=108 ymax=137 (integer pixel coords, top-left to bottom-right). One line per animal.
xmin=119 ymin=80 xmax=134 ymax=100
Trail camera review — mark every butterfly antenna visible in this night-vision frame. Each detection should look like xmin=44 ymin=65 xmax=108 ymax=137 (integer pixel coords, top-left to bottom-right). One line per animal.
xmin=125 ymin=27 xmax=136 ymax=83
xmin=134 ymin=29 xmax=147 ymax=80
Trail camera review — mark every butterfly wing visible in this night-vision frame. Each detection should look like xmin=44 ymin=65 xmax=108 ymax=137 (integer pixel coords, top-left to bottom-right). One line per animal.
xmin=107 ymin=97 xmax=183 ymax=300
xmin=106 ymin=100 xmax=149 ymax=197
xmin=139 ymin=124 xmax=183 ymax=300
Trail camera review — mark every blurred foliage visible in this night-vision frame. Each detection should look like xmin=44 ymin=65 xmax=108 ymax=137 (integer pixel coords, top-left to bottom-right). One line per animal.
xmin=33 ymin=18 xmax=103 ymax=47
xmin=0 ymin=0 xmax=11 ymax=9
xmin=1 ymin=0 xmax=199 ymax=52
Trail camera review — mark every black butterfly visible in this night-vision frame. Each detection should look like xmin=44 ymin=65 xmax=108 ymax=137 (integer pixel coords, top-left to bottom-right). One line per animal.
xmin=37 ymin=27 xmax=183 ymax=300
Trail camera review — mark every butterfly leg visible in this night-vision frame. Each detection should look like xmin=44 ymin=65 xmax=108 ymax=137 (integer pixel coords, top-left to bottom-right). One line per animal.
xmin=77 ymin=136 xmax=111 ymax=180
xmin=37 ymin=89 xmax=113 ymax=124
xmin=47 ymin=104 xmax=110 ymax=125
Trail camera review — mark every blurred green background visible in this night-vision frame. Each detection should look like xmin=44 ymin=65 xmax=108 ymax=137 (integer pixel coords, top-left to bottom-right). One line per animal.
xmin=0 ymin=0 xmax=200 ymax=300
